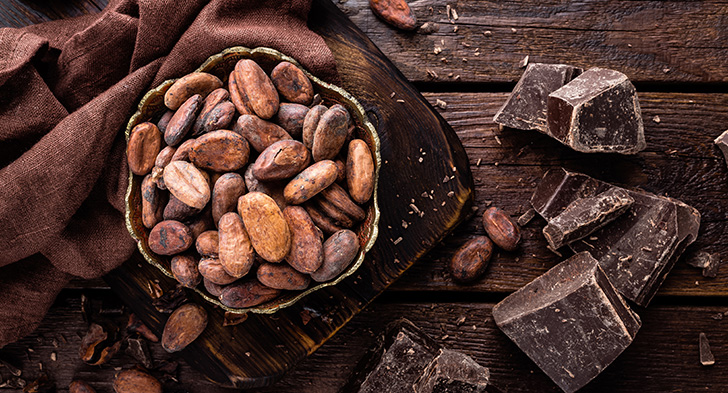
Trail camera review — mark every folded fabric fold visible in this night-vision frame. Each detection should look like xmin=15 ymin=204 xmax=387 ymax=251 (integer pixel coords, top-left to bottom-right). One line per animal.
xmin=0 ymin=0 xmax=338 ymax=348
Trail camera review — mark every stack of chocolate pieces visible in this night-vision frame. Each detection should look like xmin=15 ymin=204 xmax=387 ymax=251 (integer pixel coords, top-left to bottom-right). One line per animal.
xmin=341 ymin=319 xmax=494 ymax=393
xmin=494 ymin=63 xmax=646 ymax=154
xmin=493 ymin=168 xmax=700 ymax=392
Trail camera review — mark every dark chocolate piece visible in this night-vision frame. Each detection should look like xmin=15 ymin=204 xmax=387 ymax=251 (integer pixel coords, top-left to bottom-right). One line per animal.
xmin=547 ymin=68 xmax=646 ymax=154
xmin=493 ymin=252 xmax=641 ymax=393
xmin=699 ymin=333 xmax=715 ymax=366
xmin=714 ymin=130 xmax=728 ymax=167
xmin=687 ymin=251 xmax=721 ymax=277
xmin=414 ymin=349 xmax=490 ymax=393
xmin=341 ymin=319 xmax=441 ymax=393
xmin=542 ymin=187 xmax=634 ymax=249
xmin=493 ymin=63 xmax=582 ymax=132
xmin=517 ymin=208 xmax=537 ymax=227
xmin=702 ymin=254 xmax=721 ymax=278
xmin=531 ymin=168 xmax=700 ymax=306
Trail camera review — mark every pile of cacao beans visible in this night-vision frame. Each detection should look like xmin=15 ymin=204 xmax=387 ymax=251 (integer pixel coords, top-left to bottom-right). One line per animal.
xmin=126 ymin=57 xmax=375 ymax=310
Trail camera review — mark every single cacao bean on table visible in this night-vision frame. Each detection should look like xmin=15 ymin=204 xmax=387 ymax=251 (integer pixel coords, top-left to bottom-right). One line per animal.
xmin=482 ymin=206 xmax=521 ymax=251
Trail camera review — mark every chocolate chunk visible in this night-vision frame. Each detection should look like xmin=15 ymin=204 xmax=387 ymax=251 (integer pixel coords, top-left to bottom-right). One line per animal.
xmin=547 ymin=68 xmax=646 ymax=154
xmin=493 ymin=63 xmax=582 ymax=132
xmin=714 ymin=130 xmax=728 ymax=167
xmin=414 ymin=349 xmax=490 ymax=393
xmin=531 ymin=168 xmax=700 ymax=306
xmin=340 ymin=319 xmax=441 ymax=393
xmin=517 ymin=208 xmax=537 ymax=227
xmin=542 ymin=187 xmax=634 ymax=250
xmin=493 ymin=252 xmax=641 ymax=393
xmin=702 ymin=253 xmax=721 ymax=278
xmin=699 ymin=333 xmax=715 ymax=366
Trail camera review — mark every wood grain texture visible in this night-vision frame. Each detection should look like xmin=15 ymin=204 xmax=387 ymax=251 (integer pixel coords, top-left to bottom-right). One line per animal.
xmin=336 ymin=0 xmax=728 ymax=84
xmin=2 ymin=293 xmax=727 ymax=393
xmin=391 ymin=91 xmax=728 ymax=295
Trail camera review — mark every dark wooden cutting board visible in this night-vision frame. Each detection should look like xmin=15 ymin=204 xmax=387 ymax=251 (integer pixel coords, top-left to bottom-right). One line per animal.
xmin=104 ymin=0 xmax=474 ymax=388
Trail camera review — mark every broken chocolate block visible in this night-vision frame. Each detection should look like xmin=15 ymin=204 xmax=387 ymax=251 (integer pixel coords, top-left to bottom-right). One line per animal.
xmin=493 ymin=63 xmax=582 ymax=132
xmin=341 ymin=319 xmax=442 ymax=393
xmin=543 ymin=187 xmax=634 ymax=250
xmin=493 ymin=252 xmax=641 ymax=393
xmin=699 ymin=333 xmax=715 ymax=366
xmin=414 ymin=349 xmax=490 ymax=393
xmin=547 ymin=68 xmax=646 ymax=154
xmin=687 ymin=251 xmax=721 ymax=278
xmin=531 ymin=168 xmax=701 ymax=306
xmin=714 ymin=130 xmax=728 ymax=167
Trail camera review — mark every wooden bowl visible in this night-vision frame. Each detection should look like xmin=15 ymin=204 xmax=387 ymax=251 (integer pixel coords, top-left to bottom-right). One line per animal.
xmin=125 ymin=47 xmax=380 ymax=315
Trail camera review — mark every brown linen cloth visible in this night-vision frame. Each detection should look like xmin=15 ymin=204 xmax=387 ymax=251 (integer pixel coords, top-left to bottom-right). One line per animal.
xmin=0 ymin=0 xmax=338 ymax=348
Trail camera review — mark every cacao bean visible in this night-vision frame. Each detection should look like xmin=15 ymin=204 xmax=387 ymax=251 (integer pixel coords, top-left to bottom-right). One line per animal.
xmin=228 ymin=70 xmax=253 ymax=115
xmin=275 ymin=103 xmax=309 ymax=138
xmin=257 ymin=263 xmax=311 ymax=290
xmin=370 ymin=0 xmax=417 ymax=31
xmin=312 ymin=104 xmax=350 ymax=161
xmin=319 ymin=183 xmax=366 ymax=221
xmin=234 ymin=59 xmax=279 ymax=119
xmin=192 ymin=101 xmax=235 ymax=137
xmin=165 ymin=94 xmax=202 ymax=146
xmin=127 ymin=122 xmax=162 ymax=175
xmin=334 ymin=159 xmax=346 ymax=183
xmin=302 ymin=104 xmax=327 ymax=149
xmin=211 ymin=172 xmax=246 ymax=225
xmin=219 ymin=280 xmax=281 ymax=308
xmin=189 ymin=130 xmax=250 ymax=172
xmin=171 ymin=254 xmax=202 ymax=288
xmin=283 ymin=206 xmax=324 ymax=273
xmin=141 ymin=174 xmax=164 ymax=229
xmin=218 ymin=212 xmax=255 ymax=278
xmin=113 ymin=369 xmax=162 ymax=393
xmin=203 ymin=278 xmax=225 ymax=297
xmin=251 ymin=140 xmax=311 ymax=181
xmin=198 ymin=257 xmax=238 ymax=285
xmin=69 ymin=380 xmax=96 ymax=393
xmin=234 ymin=114 xmax=292 ymax=152
xmin=164 ymin=72 xmax=223 ymax=110
xmin=148 ymin=220 xmax=193 ymax=255
xmin=237 ymin=192 xmax=291 ymax=263
xmin=163 ymin=194 xmax=201 ymax=221
xmin=161 ymin=303 xmax=207 ymax=352
xmin=154 ymin=146 xmax=176 ymax=168
xmin=304 ymin=203 xmax=343 ymax=236
xmin=346 ymin=139 xmax=376 ymax=204
xmin=196 ymin=230 xmax=219 ymax=257
xmin=315 ymin=196 xmax=354 ymax=228
xmin=448 ymin=236 xmax=494 ymax=283
xmin=284 ymin=160 xmax=338 ymax=204
xmin=482 ymin=206 xmax=521 ymax=251
xmin=270 ymin=61 xmax=314 ymax=105
xmin=157 ymin=110 xmax=174 ymax=133
xmin=163 ymin=161 xmax=210 ymax=210
xmin=311 ymin=229 xmax=360 ymax=282
xmin=194 ymin=88 xmax=230 ymax=132
xmin=170 ymin=138 xmax=196 ymax=162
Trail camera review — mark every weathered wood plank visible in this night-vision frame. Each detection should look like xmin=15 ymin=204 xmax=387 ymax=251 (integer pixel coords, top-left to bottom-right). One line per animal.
xmin=2 ymin=1 xmax=727 ymax=85
xmin=389 ymin=91 xmax=728 ymax=295
xmin=3 ymin=293 xmax=727 ymax=392
xmin=337 ymin=0 xmax=728 ymax=84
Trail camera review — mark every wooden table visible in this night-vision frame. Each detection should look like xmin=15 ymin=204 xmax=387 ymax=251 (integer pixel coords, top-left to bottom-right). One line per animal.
xmin=1 ymin=1 xmax=727 ymax=392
